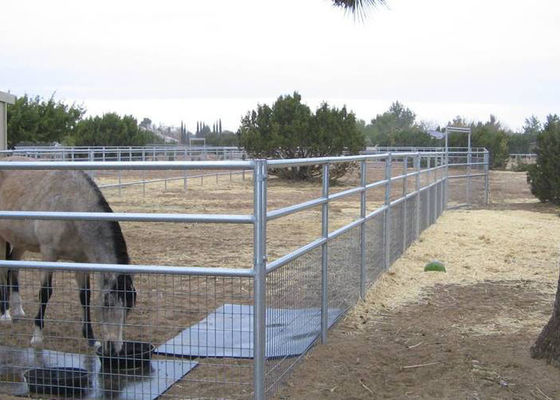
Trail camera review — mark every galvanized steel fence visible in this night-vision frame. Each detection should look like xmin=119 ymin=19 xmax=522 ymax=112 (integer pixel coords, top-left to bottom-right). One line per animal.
xmin=0 ymin=149 xmax=488 ymax=400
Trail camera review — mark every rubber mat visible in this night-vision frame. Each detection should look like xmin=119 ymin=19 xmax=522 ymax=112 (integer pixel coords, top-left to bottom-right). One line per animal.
xmin=155 ymin=304 xmax=343 ymax=359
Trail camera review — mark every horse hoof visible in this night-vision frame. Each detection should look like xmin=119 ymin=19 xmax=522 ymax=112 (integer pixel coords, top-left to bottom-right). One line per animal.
xmin=31 ymin=327 xmax=44 ymax=347
xmin=0 ymin=311 xmax=12 ymax=323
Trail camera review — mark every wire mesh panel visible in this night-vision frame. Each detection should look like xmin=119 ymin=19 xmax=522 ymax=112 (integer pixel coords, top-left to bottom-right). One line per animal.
xmin=0 ymin=150 xmax=489 ymax=400
xmin=429 ymin=185 xmax=437 ymax=225
xmin=365 ymin=213 xmax=385 ymax=288
xmin=419 ymin=188 xmax=430 ymax=233
xmin=468 ymin=177 xmax=487 ymax=206
xmin=264 ymin=247 xmax=323 ymax=396
xmin=328 ymin=227 xmax=361 ymax=313
xmin=0 ymin=269 xmax=255 ymax=400
xmin=389 ymin=202 xmax=404 ymax=265
xmin=405 ymin=193 xmax=418 ymax=249
xmin=447 ymin=176 xmax=486 ymax=208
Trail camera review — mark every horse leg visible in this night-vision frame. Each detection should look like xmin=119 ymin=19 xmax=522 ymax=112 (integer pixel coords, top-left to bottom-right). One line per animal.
xmin=7 ymin=247 xmax=25 ymax=318
xmin=0 ymin=243 xmax=11 ymax=322
xmin=76 ymin=272 xmax=98 ymax=348
xmin=31 ymin=270 xmax=54 ymax=347
xmin=0 ymin=268 xmax=10 ymax=323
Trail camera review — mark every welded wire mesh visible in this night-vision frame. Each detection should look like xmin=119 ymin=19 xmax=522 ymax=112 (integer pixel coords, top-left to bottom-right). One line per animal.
xmin=0 ymin=269 xmax=255 ymax=400
xmin=419 ymin=188 xmax=430 ymax=233
xmin=405 ymin=193 xmax=418 ymax=249
xmin=0 ymin=150 xmax=489 ymax=400
xmin=365 ymin=213 xmax=385 ymax=287
xmin=327 ymin=228 xmax=361 ymax=312
xmin=264 ymin=247 xmax=322 ymax=396
xmin=390 ymin=202 xmax=404 ymax=265
xmin=429 ymin=185 xmax=437 ymax=225
xmin=447 ymin=176 xmax=486 ymax=208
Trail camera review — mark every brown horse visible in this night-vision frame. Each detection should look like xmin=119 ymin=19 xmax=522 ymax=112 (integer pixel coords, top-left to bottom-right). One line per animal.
xmin=0 ymin=158 xmax=136 ymax=353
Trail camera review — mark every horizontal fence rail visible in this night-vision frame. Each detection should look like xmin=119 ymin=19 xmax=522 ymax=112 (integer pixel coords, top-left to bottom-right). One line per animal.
xmin=0 ymin=149 xmax=488 ymax=400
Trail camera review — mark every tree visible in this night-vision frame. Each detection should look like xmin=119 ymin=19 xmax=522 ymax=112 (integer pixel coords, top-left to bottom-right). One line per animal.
xmin=361 ymin=101 xmax=438 ymax=147
xmin=446 ymin=115 xmax=510 ymax=169
xmin=7 ymin=94 xmax=85 ymax=148
xmin=69 ymin=113 xmax=162 ymax=146
xmin=238 ymin=92 xmax=365 ymax=180
xmin=139 ymin=117 xmax=153 ymax=131
xmin=531 ymin=269 xmax=560 ymax=367
xmin=527 ymin=115 xmax=560 ymax=204
xmin=508 ymin=116 xmax=540 ymax=154
xmin=471 ymin=116 xmax=509 ymax=169
xmin=332 ymin=0 xmax=384 ymax=13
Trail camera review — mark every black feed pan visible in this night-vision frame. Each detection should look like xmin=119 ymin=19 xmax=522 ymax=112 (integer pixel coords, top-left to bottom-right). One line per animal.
xmin=96 ymin=341 xmax=155 ymax=370
xmin=24 ymin=367 xmax=89 ymax=397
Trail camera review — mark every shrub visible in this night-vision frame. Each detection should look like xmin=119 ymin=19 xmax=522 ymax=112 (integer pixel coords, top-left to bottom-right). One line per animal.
xmin=238 ymin=92 xmax=365 ymax=181
xmin=527 ymin=115 xmax=560 ymax=204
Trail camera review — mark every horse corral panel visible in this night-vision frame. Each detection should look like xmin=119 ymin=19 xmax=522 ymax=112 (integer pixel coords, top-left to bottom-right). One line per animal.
xmin=0 ymin=150 xmax=488 ymax=399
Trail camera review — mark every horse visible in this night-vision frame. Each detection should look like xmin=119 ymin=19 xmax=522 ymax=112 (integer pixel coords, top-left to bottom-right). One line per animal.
xmin=0 ymin=242 xmax=25 ymax=319
xmin=0 ymin=158 xmax=136 ymax=354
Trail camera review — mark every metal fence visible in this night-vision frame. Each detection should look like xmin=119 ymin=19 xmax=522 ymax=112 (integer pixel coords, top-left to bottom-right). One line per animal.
xmin=6 ymin=145 xmax=246 ymax=161
xmin=0 ymin=149 xmax=488 ymax=400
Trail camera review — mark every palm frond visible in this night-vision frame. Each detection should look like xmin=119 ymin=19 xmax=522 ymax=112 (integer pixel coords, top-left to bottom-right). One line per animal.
xmin=332 ymin=0 xmax=384 ymax=13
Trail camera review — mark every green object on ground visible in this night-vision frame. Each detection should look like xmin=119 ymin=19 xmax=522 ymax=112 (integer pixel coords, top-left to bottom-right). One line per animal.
xmin=424 ymin=260 xmax=446 ymax=272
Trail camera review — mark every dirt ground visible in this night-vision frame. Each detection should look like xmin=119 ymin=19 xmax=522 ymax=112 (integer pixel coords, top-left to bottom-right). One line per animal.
xmin=2 ymin=166 xmax=559 ymax=400
xmin=274 ymin=171 xmax=560 ymax=400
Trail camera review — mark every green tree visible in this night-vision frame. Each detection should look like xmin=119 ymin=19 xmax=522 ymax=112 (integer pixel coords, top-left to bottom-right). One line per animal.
xmin=447 ymin=115 xmax=510 ymax=169
xmin=527 ymin=115 xmax=560 ymax=204
xmin=472 ymin=116 xmax=509 ymax=169
xmin=529 ymin=117 xmax=560 ymax=366
xmin=508 ymin=116 xmax=540 ymax=154
xmin=70 ymin=113 xmax=162 ymax=146
xmin=238 ymin=92 xmax=364 ymax=180
xmin=7 ymin=94 xmax=85 ymax=148
xmin=361 ymin=101 xmax=437 ymax=147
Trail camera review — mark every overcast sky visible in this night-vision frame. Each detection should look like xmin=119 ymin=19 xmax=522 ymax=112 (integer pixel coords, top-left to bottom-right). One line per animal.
xmin=1 ymin=0 xmax=559 ymax=132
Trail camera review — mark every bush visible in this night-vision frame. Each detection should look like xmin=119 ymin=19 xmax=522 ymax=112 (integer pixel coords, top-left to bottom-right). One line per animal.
xmin=527 ymin=115 xmax=560 ymax=204
xmin=238 ymin=92 xmax=365 ymax=181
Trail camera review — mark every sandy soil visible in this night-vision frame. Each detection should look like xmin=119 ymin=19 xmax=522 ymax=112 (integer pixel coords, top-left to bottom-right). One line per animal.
xmin=275 ymin=170 xmax=560 ymax=400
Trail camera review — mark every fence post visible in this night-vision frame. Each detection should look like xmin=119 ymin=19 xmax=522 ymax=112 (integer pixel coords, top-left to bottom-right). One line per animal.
xmin=384 ymin=154 xmax=392 ymax=269
xmin=426 ymin=157 xmax=431 ymax=227
xmin=360 ymin=160 xmax=367 ymax=299
xmin=440 ymin=153 xmax=444 ymax=214
xmin=415 ymin=154 xmax=421 ymax=239
xmin=484 ymin=150 xmax=489 ymax=205
xmin=253 ymin=159 xmax=267 ymax=400
xmin=402 ymin=157 xmax=408 ymax=253
xmin=467 ymin=139 xmax=472 ymax=206
xmin=434 ymin=155 xmax=438 ymax=220
xmin=444 ymin=143 xmax=449 ymax=210
xmin=321 ymin=163 xmax=329 ymax=344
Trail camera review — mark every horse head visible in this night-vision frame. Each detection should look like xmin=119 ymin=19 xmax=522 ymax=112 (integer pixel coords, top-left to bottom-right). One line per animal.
xmin=99 ymin=273 xmax=136 ymax=354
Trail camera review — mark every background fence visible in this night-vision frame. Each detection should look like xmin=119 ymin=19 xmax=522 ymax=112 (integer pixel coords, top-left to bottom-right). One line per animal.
xmin=0 ymin=148 xmax=488 ymax=400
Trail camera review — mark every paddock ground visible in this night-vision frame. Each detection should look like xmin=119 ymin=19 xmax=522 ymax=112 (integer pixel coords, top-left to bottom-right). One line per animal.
xmin=1 ymin=167 xmax=553 ymax=399
xmin=275 ymin=171 xmax=560 ymax=400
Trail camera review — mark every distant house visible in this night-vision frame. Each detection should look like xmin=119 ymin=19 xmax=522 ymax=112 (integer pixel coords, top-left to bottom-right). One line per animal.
xmin=427 ymin=130 xmax=445 ymax=140
xmin=0 ymin=91 xmax=16 ymax=150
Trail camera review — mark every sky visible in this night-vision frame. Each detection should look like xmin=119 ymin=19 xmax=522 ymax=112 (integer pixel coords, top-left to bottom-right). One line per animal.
xmin=1 ymin=0 xmax=559 ymax=132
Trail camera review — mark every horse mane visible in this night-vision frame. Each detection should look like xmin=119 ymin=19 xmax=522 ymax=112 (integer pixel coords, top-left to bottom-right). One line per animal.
xmin=80 ymin=172 xmax=130 ymax=265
